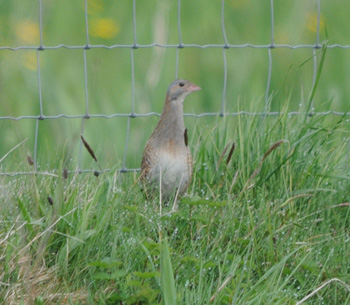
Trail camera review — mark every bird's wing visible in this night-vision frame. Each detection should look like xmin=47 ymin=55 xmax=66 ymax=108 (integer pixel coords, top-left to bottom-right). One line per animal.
xmin=140 ymin=142 xmax=156 ymax=181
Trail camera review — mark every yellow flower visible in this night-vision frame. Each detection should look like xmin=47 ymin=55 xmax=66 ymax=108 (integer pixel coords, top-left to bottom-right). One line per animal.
xmin=90 ymin=18 xmax=119 ymax=39
xmin=23 ymin=52 xmax=38 ymax=71
xmin=15 ymin=21 xmax=40 ymax=44
xmin=306 ymin=12 xmax=325 ymax=33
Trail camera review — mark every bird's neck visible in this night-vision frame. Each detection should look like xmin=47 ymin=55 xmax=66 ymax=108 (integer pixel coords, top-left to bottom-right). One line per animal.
xmin=155 ymin=98 xmax=185 ymax=143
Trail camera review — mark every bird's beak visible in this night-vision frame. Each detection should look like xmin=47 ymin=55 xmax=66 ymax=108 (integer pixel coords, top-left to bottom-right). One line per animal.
xmin=188 ymin=84 xmax=201 ymax=92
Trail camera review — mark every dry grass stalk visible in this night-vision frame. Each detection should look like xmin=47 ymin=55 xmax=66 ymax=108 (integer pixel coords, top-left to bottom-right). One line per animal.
xmin=14 ymin=208 xmax=77 ymax=259
xmin=331 ymin=202 xmax=350 ymax=208
xmin=209 ymin=274 xmax=234 ymax=303
xmin=228 ymin=170 xmax=239 ymax=194
xmin=277 ymin=193 xmax=314 ymax=210
xmin=295 ymin=278 xmax=350 ymax=305
xmin=4 ymin=253 xmax=89 ymax=304
xmin=0 ymin=139 xmax=27 ymax=164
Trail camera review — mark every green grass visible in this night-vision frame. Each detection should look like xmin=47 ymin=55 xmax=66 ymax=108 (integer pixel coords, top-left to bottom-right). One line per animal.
xmin=1 ymin=1 xmax=350 ymax=304
xmin=1 ymin=112 xmax=350 ymax=304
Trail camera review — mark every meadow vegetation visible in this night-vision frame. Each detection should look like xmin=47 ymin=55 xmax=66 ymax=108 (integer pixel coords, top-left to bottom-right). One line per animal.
xmin=1 ymin=0 xmax=350 ymax=304
xmin=1 ymin=112 xmax=350 ymax=304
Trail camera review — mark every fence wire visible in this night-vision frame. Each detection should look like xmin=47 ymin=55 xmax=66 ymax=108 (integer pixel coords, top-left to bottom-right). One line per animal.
xmin=1 ymin=0 xmax=349 ymax=177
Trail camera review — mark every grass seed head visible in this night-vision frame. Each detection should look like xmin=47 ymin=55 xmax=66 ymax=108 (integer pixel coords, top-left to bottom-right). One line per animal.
xmin=27 ymin=155 xmax=34 ymax=165
xmin=80 ymin=135 xmax=98 ymax=162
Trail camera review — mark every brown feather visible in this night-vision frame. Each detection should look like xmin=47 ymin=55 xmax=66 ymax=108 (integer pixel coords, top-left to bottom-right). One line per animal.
xmin=140 ymin=79 xmax=200 ymax=201
xmin=184 ymin=128 xmax=188 ymax=147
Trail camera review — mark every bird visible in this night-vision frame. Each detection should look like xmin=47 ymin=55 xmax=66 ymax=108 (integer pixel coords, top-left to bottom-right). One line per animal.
xmin=140 ymin=79 xmax=201 ymax=202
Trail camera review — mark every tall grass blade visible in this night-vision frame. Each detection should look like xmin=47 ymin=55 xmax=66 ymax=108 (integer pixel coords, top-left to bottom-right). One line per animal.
xmin=304 ymin=43 xmax=327 ymax=122
xmin=160 ymin=238 xmax=177 ymax=305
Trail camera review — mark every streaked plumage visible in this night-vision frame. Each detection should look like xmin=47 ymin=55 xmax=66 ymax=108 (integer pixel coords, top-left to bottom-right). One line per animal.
xmin=141 ymin=79 xmax=201 ymax=201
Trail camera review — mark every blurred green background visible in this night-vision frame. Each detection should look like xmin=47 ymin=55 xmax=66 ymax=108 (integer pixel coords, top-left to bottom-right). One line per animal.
xmin=0 ymin=0 xmax=349 ymax=172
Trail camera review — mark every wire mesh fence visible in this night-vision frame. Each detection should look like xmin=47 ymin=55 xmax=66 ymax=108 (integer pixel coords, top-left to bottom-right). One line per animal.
xmin=0 ymin=0 xmax=349 ymax=177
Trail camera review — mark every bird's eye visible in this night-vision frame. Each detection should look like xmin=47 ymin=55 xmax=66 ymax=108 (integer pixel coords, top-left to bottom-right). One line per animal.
xmin=179 ymin=82 xmax=185 ymax=87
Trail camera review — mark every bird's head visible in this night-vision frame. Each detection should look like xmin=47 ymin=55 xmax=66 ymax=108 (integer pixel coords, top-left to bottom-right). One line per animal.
xmin=167 ymin=79 xmax=201 ymax=102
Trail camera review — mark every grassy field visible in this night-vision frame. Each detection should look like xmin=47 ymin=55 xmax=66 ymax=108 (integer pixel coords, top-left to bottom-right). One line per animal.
xmin=1 ymin=112 xmax=350 ymax=304
xmin=1 ymin=0 xmax=350 ymax=304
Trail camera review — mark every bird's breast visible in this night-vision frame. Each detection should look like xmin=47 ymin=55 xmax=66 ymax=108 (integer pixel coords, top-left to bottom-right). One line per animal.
xmin=157 ymin=147 xmax=190 ymax=177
